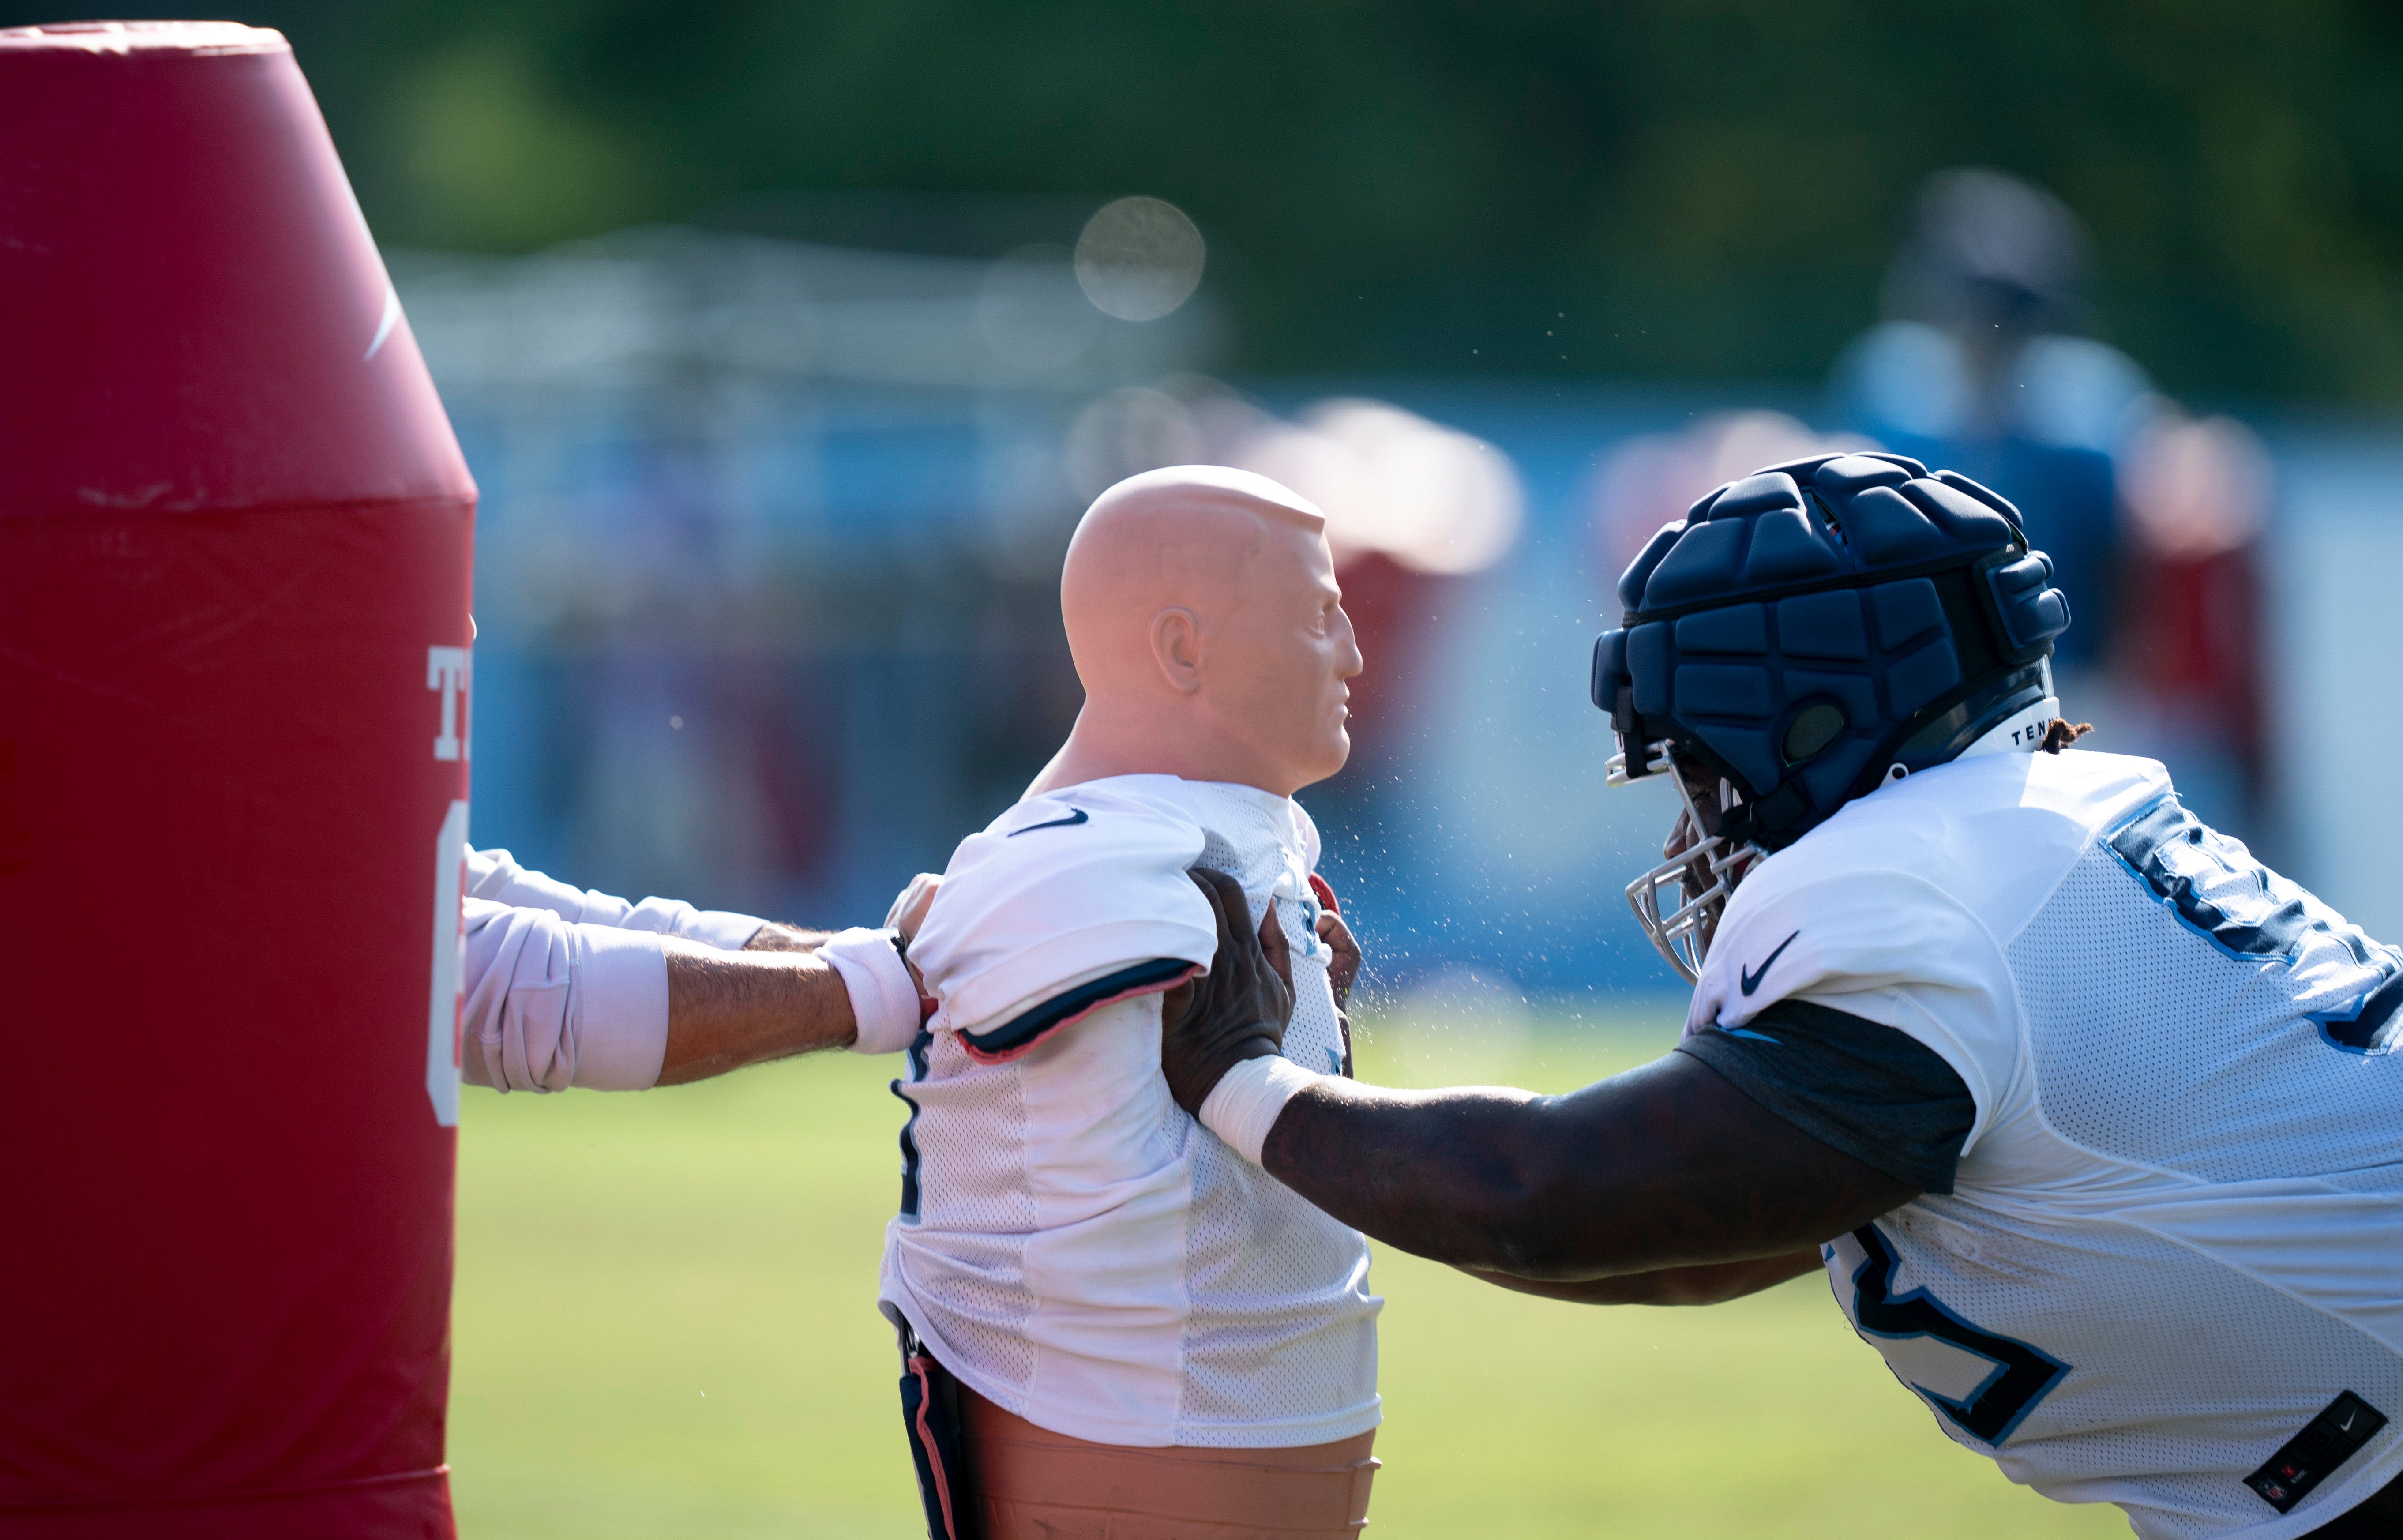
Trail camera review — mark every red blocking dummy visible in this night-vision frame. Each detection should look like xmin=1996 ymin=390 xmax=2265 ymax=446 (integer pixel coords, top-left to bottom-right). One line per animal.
xmin=0 ymin=23 xmax=474 ymax=1538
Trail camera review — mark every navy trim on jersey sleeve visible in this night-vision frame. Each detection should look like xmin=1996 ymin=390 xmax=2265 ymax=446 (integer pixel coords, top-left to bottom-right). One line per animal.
xmin=890 ymin=1028 xmax=934 ymax=1222
xmin=1676 ymin=999 xmax=1973 ymax=1194
xmin=956 ymin=957 xmax=1196 ymax=1061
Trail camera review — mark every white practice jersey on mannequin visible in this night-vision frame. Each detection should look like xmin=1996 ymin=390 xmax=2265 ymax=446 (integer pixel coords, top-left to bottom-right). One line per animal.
xmin=882 ymin=774 xmax=1382 ymax=1450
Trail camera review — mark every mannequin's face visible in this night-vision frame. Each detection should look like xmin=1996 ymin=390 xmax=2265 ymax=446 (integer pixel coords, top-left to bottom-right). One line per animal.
xmin=1197 ymin=522 xmax=1363 ymax=793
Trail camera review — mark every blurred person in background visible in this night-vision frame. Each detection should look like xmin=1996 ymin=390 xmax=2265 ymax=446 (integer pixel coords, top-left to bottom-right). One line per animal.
xmin=1830 ymin=167 xmax=2272 ymax=833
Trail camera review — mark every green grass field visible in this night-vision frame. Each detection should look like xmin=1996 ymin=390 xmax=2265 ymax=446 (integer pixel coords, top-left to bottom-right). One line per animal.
xmin=450 ymin=1003 xmax=2129 ymax=1538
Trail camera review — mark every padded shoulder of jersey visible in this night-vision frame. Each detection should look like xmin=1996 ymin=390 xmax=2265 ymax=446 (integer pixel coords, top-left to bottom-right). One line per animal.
xmin=1783 ymin=747 xmax=2168 ymax=944
xmin=912 ymin=783 xmax=1220 ymax=1046
xmin=1687 ymin=750 xmax=2169 ymax=1153
xmin=1693 ymin=860 xmax=2013 ymax=1126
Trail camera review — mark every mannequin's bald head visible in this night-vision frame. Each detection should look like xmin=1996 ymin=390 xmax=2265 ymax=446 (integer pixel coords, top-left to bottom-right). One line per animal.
xmin=1032 ymin=466 xmax=1363 ymax=799
xmin=1060 ymin=465 xmax=1326 ymax=679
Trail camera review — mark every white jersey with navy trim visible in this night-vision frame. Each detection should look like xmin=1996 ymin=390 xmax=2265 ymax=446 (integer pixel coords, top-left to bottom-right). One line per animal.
xmin=879 ymin=775 xmax=1381 ymax=1450
xmin=1687 ymin=749 xmax=2403 ymax=1539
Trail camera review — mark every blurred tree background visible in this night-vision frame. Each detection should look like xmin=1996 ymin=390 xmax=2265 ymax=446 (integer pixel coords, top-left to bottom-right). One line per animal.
xmin=11 ymin=0 xmax=2403 ymax=398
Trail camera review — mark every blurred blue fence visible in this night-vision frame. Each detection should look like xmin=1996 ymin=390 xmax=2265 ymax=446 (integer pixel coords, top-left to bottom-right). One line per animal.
xmin=405 ymin=229 xmax=2403 ymax=1002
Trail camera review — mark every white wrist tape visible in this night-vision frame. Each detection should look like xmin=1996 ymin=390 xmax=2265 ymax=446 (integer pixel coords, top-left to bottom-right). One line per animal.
xmin=820 ymin=927 xmax=924 ymax=1054
xmin=1198 ymin=1055 xmax=1325 ymax=1165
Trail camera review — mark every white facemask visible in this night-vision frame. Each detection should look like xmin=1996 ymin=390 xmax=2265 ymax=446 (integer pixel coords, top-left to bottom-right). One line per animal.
xmin=1608 ymin=740 xmax=1765 ymax=985
xmin=1611 ymin=690 xmax=2061 ymax=984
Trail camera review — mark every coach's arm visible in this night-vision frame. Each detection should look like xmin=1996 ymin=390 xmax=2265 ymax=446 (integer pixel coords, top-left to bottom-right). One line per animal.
xmin=459 ymin=853 xmax=932 ymax=1092
xmin=1165 ymin=870 xmax=1911 ymax=1302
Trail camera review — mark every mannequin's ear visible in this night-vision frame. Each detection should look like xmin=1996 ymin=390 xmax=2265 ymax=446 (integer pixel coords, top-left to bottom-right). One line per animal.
xmin=1150 ymin=606 xmax=1204 ymax=694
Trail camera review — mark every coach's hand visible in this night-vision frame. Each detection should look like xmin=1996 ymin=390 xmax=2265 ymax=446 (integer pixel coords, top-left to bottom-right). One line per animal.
xmin=886 ymin=871 xmax=942 ymax=943
xmin=1161 ymin=868 xmax=1295 ymax=1116
xmin=883 ymin=870 xmax=942 ymax=996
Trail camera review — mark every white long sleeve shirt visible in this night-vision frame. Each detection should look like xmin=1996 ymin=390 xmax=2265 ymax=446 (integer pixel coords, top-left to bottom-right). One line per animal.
xmin=459 ymin=848 xmax=768 ymax=1093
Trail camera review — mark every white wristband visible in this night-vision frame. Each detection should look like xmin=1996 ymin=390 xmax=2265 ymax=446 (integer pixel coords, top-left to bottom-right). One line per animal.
xmin=1198 ymin=1055 xmax=1325 ymax=1165
xmin=820 ymin=927 xmax=924 ymax=1054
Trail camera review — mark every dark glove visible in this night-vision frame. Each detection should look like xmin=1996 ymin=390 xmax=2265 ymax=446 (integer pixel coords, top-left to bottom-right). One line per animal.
xmin=1159 ymin=867 xmax=1295 ymax=1116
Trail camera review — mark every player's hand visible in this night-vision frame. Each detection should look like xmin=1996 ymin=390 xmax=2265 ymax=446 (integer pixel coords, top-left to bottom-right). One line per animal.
xmin=1160 ymin=867 xmax=1294 ymax=1116
xmin=1318 ymin=908 xmax=1361 ymax=1075
xmin=1317 ymin=909 xmax=1361 ymax=1009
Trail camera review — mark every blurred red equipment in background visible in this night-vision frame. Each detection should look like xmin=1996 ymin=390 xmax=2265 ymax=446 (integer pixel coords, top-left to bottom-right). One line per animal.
xmin=0 ymin=23 xmax=474 ymax=1537
xmin=2115 ymin=413 xmax=2272 ymax=817
xmin=1325 ymin=550 xmax=1439 ymax=769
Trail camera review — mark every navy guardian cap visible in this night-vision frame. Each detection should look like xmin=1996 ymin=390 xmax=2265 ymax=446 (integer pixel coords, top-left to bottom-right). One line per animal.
xmin=1592 ymin=451 xmax=2073 ymax=978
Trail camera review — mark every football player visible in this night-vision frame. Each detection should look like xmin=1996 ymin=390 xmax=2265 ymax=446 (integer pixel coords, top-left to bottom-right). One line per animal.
xmin=1163 ymin=452 xmax=2403 ymax=1539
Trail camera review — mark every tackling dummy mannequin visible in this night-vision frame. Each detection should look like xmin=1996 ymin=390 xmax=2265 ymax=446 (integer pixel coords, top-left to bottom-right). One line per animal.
xmin=882 ymin=466 xmax=1379 ymax=1540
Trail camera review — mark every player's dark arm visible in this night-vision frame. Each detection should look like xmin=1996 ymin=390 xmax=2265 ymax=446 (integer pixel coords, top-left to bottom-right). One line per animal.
xmin=1254 ymin=1058 xmax=1913 ymax=1281
xmin=1168 ymin=867 xmax=1918 ymax=1284
xmin=1463 ymin=1251 xmax=1825 ymax=1306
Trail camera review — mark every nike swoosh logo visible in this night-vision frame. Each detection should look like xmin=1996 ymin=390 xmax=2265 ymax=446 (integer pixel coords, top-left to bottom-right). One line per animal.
xmin=1739 ymin=930 xmax=1800 ymax=997
xmin=1008 ymin=808 xmax=1089 ymax=836
xmin=2342 ymin=1412 xmax=2358 ymax=1433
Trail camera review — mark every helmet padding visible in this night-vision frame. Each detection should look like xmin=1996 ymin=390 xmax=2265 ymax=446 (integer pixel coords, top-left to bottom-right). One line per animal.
xmin=1592 ymin=452 xmax=2072 ymax=852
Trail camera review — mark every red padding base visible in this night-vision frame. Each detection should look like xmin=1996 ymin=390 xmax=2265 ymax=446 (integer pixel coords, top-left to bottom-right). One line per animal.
xmin=0 ymin=1469 xmax=454 ymax=1540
